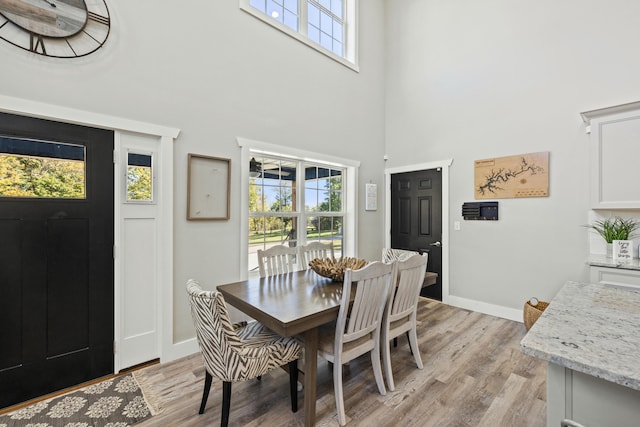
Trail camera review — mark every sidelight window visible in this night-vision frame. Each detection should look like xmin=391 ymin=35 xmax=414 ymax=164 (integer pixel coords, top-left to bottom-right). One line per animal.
xmin=126 ymin=152 xmax=153 ymax=202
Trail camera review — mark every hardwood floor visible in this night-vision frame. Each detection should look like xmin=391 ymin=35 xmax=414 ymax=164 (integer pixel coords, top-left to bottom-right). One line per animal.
xmin=134 ymin=299 xmax=546 ymax=426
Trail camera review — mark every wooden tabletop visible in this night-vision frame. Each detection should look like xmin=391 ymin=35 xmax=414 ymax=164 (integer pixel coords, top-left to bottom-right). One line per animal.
xmin=218 ymin=269 xmax=348 ymax=427
xmin=217 ymin=269 xmax=345 ymax=337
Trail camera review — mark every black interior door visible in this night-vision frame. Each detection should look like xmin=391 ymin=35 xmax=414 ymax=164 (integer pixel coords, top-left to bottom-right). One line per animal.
xmin=0 ymin=112 xmax=114 ymax=408
xmin=391 ymin=168 xmax=443 ymax=300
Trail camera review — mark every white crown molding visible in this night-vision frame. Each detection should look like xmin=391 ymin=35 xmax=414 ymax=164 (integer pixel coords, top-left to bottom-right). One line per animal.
xmin=0 ymin=94 xmax=180 ymax=139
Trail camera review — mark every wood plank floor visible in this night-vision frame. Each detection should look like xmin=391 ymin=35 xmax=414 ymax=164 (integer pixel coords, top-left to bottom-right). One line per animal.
xmin=134 ymin=299 xmax=546 ymax=426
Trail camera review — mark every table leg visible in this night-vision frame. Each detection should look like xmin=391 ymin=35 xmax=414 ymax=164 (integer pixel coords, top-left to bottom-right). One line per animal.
xmin=303 ymin=327 xmax=318 ymax=427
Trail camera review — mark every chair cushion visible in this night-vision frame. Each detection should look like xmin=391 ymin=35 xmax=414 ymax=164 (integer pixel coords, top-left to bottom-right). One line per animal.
xmin=236 ymin=321 xmax=301 ymax=361
xmin=317 ymin=321 xmax=374 ymax=363
xmin=187 ymin=280 xmax=301 ymax=383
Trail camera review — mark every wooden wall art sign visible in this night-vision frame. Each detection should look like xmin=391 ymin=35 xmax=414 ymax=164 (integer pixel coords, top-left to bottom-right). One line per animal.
xmin=474 ymin=151 xmax=549 ymax=199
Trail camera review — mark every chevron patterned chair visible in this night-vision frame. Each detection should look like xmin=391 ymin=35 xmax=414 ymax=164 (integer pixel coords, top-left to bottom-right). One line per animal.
xmin=186 ymin=279 xmax=302 ymax=427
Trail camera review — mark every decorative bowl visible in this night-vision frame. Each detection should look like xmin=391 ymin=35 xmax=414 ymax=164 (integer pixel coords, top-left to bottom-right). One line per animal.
xmin=308 ymin=257 xmax=368 ymax=282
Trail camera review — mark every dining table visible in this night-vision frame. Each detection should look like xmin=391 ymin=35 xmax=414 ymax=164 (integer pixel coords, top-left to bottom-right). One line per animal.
xmin=217 ymin=269 xmax=345 ymax=427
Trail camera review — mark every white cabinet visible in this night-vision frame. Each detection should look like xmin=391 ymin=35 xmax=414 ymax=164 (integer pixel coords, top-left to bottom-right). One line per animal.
xmin=547 ymin=363 xmax=640 ymax=427
xmin=589 ymin=265 xmax=640 ymax=290
xmin=582 ymin=101 xmax=640 ymax=209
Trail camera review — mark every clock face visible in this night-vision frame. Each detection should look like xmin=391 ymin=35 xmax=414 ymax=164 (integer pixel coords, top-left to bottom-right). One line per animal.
xmin=0 ymin=0 xmax=110 ymax=58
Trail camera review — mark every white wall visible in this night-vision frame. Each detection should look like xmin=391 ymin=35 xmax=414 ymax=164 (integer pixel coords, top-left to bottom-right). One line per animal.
xmin=0 ymin=1 xmax=387 ymax=345
xmin=384 ymin=0 xmax=640 ymax=314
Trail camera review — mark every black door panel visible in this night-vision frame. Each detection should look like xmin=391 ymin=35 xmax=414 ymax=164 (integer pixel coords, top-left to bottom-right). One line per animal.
xmin=0 ymin=113 xmax=114 ymax=408
xmin=391 ymin=169 xmax=443 ymax=300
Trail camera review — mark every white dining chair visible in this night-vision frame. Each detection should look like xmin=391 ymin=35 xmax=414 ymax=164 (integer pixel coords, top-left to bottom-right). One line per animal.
xmin=317 ymin=261 xmax=394 ymax=426
xmin=381 ymin=253 xmax=428 ymax=391
xmin=381 ymin=247 xmax=420 ymax=263
xmin=298 ymin=241 xmax=335 ymax=268
xmin=257 ymin=244 xmax=299 ymax=277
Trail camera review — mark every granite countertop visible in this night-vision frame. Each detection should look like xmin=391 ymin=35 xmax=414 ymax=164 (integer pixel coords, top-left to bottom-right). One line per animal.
xmin=588 ymin=255 xmax=640 ymax=270
xmin=520 ymin=281 xmax=640 ymax=391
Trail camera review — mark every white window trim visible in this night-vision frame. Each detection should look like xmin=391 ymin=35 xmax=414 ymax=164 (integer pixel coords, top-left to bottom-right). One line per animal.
xmin=239 ymin=0 xmax=359 ymax=72
xmin=237 ymin=136 xmax=359 ymax=279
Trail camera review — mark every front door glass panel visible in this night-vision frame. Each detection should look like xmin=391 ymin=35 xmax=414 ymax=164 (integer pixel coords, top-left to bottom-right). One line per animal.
xmin=0 ymin=136 xmax=86 ymax=199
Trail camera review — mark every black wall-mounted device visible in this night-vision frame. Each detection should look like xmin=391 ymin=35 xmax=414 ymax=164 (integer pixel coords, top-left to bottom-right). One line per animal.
xmin=462 ymin=201 xmax=499 ymax=220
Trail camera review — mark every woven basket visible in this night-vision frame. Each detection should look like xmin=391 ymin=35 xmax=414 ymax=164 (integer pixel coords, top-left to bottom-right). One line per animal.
xmin=523 ymin=299 xmax=549 ymax=331
xmin=308 ymin=257 xmax=368 ymax=282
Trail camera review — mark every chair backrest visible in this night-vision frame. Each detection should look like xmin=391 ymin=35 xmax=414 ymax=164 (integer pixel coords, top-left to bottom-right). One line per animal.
xmin=298 ymin=241 xmax=335 ymax=268
xmin=257 ymin=245 xmax=299 ymax=277
xmin=336 ymin=261 xmax=394 ymax=359
xmin=382 ymin=247 xmax=420 ymax=263
xmin=186 ymin=279 xmax=242 ymax=382
xmin=386 ymin=253 xmax=428 ymax=323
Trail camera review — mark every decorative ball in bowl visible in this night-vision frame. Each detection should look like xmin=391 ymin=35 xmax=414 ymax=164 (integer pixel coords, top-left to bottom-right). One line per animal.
xmin=308 ymin=257 xmax=368 ymax=282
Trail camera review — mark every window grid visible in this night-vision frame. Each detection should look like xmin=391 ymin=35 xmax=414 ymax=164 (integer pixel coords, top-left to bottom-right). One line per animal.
xmin=250 ymin=0 xmax=301 ymax=31
xmin=307 ymin=0 xmax=344 ymax=57
xmin=248 ymin=155 xmax=345 ymax=272
xmin=242 ymin=0 xmax=354 ymax=67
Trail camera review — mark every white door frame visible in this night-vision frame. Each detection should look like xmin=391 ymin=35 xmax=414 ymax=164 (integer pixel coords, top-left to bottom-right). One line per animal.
xmin=384 ymin=159 xmax=453 ymax=304
xmin=0 ymin=94 xmax=180 ymax=372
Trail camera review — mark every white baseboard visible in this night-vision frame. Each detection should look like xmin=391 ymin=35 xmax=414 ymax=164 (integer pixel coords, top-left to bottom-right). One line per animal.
xmin=446 ymin=295 xmax=523 ymax=323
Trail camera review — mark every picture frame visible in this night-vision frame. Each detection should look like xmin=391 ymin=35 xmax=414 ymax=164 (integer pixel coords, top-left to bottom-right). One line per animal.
xmin=187 ymin=153 xmax=231 ymax=220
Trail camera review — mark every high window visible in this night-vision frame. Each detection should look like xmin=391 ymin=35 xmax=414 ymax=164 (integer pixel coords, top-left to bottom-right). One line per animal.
xmin=248 ymin=154 xmax=345 ymax=273
xmin=240 ymin=0 xmax=358 ymax=70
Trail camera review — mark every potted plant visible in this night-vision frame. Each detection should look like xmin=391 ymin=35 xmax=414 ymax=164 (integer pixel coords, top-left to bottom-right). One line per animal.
xmin=586 ymin=217 xmax=640 ymax=257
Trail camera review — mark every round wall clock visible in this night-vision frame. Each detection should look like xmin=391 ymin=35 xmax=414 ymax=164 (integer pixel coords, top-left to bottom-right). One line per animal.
xmin=0 ymin=0 xmax=110 ymax=58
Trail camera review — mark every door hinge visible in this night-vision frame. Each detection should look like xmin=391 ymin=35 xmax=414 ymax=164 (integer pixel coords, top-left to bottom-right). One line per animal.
xmin=113 ymin=245 xmax=116 ymax=259
xmin=113 ymin=149 xmax=118 ymax=164
xmin=113 ymin=340 xmax=117 ymax=354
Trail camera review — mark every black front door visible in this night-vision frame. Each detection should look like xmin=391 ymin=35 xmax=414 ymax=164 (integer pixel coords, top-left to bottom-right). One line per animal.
xmin=391 ymin=168 xmax=443 ymax=300
xmin=0 ymin=113 xmax=114 ymax=408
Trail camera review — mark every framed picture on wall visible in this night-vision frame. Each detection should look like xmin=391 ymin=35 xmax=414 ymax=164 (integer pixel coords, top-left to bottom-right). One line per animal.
xmin=187 ymin=154 xmax=231 ymax=220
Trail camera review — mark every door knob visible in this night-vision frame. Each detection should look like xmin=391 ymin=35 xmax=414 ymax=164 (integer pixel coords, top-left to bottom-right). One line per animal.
xmin=429 ymin=241 xmax=442 ymax=247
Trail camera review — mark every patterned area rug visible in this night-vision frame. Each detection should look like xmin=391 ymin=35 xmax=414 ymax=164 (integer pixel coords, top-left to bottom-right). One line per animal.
xmin=0 ymin=372 xmax=160 ymax=427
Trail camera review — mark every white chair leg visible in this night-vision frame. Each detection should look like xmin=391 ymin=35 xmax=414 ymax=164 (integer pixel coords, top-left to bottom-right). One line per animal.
xmin=408 ymin=327 xmax=423 ymax=369
xmin=334 ymin=362 xmax=346 ymax=426
xmin=371 ymin=343 xmax=387 ymax=396
xmin=382 ymin=336 xmax=395 ymax=391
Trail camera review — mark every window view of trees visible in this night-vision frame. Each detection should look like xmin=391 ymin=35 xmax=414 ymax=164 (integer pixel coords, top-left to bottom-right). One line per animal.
xmin=127 ymin=153 xmax=153 ymax=202
xmin=0 ymin=154 xmax=85 ymax=198
xmin=305 ymin=167 xmax=342 ymax=248
xmin=127 ymin=166 xmax=152 ymax=201
xmin=249 ymin=158 xmax=297 ymax=250
xmin=248 ymin=156 xmax=344 ymax=272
